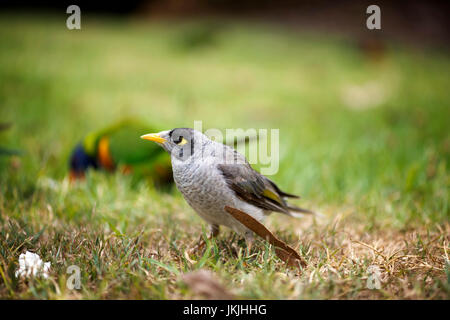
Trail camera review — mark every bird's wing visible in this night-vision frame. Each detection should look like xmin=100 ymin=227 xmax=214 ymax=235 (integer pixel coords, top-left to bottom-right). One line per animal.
xmin=265 ymin=177 xmax=300 ymax=199
xmin=218 ymin=162 xmax=292 ymax=214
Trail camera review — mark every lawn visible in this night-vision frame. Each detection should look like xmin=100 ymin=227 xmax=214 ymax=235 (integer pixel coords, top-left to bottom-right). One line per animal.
xmin=0 ymin=13 xmax=449 ymax=299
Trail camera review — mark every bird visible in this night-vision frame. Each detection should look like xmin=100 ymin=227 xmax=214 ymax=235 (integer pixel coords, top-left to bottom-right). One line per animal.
xmin=69 ymin=120 xmax=173 ymax=186
xmin=0 ymin=123 xmax=22 ymax=157
xmin=140 ymin=128 xmax=314 ymax=247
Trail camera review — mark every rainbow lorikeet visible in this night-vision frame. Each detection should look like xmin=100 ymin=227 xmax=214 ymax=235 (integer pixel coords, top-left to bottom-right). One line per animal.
xmin=0 ymin=123 xmax=21 ymax=156
xmin=69 ymin=120 xmax=172 ymax=185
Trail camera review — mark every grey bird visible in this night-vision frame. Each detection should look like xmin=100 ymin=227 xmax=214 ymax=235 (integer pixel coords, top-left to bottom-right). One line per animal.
xmin=141 ymin=128 xmax=314 ymax=246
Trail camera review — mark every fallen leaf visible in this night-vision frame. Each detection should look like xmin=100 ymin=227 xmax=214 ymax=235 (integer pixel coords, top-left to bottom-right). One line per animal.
xmin=182 ymin=269 xmax=235 ymax=300
xmin=224 ymin=206 xmax=307 ymax=269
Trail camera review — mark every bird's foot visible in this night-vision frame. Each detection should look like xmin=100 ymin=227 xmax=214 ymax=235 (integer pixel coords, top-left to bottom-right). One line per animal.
xmin=189 ymin=224 xmax=220 ymax=255
xmin=190 ymin=236 xmax=206 ymax=254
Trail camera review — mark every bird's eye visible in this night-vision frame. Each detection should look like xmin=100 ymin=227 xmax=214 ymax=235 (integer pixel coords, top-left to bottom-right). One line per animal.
xmin=177 ymin=137 xmax=188 ymax=146
xmin=172 ymin=135 xmax=182 ymax=143
xmin=173 ymin=135 xmax=187 ymax=145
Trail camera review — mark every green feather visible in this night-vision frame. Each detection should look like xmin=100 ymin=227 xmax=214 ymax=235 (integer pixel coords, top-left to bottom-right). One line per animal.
xmin=80 ymin=119 xmax=172 ymax=184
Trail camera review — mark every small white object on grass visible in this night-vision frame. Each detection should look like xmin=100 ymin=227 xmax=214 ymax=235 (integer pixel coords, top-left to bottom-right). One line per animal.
xmin=15 ymin=251 xmax=51 ymax=279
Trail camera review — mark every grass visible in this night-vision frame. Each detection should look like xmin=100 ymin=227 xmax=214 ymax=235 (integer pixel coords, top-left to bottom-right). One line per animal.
xmin=0 ymin=13 xmax=449 ymax=299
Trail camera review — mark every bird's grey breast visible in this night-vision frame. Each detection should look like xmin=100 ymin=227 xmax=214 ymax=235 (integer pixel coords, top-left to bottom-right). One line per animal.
xmin=171 ymin=153 xmax=237 ymax=222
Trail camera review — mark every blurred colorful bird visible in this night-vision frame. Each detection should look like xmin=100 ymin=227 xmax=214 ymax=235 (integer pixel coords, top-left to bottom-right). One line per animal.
xmin=69 ymin=120 xmax=173 ymax=185
xmin=0 ymin=123 xmax=22 ymax=157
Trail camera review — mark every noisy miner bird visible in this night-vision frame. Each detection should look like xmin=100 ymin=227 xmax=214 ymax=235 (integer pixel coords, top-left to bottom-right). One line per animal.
xmin=141 ymin=128 xmax=314 ymax=246
xmin=69 ymin=120 xmax=172 ymax=186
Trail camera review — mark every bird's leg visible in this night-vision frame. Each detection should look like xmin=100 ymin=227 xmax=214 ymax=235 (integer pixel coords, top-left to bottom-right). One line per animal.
xmin=190 ymin=224 xmax=220 ymax=253
xmin=210 ymin=224 xmax=220 ymax=238
xmin=244 ymin=231 xmax=254 ymax=256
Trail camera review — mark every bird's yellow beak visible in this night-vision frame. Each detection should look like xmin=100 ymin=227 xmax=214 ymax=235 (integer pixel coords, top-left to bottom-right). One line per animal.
xmin=140 ymin=133 xmax=167 ymax=143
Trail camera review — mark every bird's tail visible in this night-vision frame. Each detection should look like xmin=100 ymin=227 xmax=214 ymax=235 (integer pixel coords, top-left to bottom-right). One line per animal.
xmin=286 ymin=204 xmax=319 ymax=218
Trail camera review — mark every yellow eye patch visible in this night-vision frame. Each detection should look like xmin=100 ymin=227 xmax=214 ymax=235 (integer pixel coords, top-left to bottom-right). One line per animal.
xmin=178 ymin=137 xmax=188 ymax=146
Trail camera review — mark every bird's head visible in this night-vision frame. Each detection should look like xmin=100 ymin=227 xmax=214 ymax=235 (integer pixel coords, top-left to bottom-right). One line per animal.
xmin=141 ymin=128 xmax=208 ymax=161
xmin=69 ymin=143 xmax=98 ymax=181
